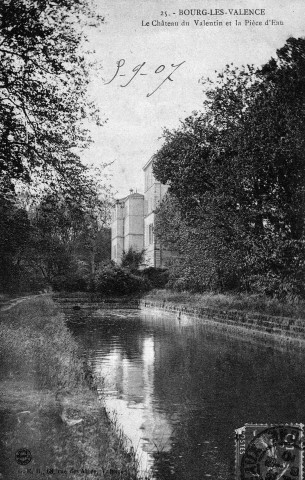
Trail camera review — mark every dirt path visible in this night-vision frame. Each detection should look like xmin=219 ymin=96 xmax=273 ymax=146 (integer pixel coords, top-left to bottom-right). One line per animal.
xmin=0 ymin=293 xmax=47 ymax=312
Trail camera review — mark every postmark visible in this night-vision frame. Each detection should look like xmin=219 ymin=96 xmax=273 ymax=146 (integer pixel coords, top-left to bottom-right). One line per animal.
xmin=15 ymin=448 xmax=32 ymax=466
xmin=235 ymin=424 xmax=303 ymax=480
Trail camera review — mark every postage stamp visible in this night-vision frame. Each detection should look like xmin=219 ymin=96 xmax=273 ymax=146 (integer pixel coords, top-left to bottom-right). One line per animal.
xmin=235 ymin=423 xmax=304 ymax=480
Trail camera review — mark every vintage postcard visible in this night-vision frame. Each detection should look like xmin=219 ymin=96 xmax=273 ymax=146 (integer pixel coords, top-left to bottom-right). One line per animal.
xmin=1 ymin=1 xmax=305 ymax=480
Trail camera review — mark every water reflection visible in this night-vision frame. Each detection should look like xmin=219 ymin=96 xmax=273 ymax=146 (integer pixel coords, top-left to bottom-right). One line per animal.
xmin=70 ymin=308 xmax=305 ymax=480
xmin=97 ymin=336 xmax=173 ymax=475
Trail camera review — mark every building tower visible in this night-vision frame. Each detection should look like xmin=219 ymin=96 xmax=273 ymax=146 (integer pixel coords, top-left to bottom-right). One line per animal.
xmin=143 ymin=157 xmax=169 ymax=267
xmin=111 ymin=190 xmax=144 ymax=264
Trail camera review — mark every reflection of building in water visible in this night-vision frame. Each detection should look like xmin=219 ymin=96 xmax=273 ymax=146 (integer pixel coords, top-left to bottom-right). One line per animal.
xmin=111 ymin=157 xmax=173 ymax=267
xmin=95 ymin=335 xmax=172 ymax=474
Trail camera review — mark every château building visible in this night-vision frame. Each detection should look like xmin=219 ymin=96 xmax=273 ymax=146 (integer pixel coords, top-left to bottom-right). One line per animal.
xmin=111 ymin=156 xmax=171 ymax=268
xmin=111 ymin=191 xmax=144 ymax=265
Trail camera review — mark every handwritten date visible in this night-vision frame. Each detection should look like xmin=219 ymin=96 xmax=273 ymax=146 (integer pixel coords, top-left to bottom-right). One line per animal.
xmin=104 ymin=59 xmax=186 ymax=97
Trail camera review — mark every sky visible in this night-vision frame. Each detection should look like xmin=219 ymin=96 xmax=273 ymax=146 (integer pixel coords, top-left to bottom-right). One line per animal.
xmin=82 ymin=0 xmax=305 ymax=197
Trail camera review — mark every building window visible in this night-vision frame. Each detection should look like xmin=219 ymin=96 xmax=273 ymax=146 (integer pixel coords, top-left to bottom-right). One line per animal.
xmin=145 ymin=172 xmax=148 ymax=191
xmin=149 ymin=224 xmax=154 ymax=244
xmin=145 ymin=225 xmax=148 ymax=246
xmin=147 ymin=197 xmax=155 ymax=214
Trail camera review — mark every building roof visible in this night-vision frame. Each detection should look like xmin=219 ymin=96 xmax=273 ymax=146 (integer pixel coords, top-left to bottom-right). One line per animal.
xmin=127 ymin=192 xmax=144 ymax=198
xmin=142 ymin=155 xmax=156 ymax=171
xmin=114 ymin=192 xmax=144 ymax=205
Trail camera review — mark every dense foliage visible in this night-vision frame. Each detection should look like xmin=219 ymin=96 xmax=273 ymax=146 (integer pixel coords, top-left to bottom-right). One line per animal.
xmin=153 ymin=37 xmax=305 ymax=297
xmin=121 ymin=247 xmax=145 ymax=273
xmin=0 ymin=180 xmax=112 ymax=292
xmin=0 ymin=1 xmax=114 ymax=293
xmin=93 ymin=264 xmax=150 ymax=296
xmin=0 ymin=0 xmax=103 ymax=196
xmin=0 ymin=196 xmax=33 ymax=291
xmin=141 ymin=267 xmax=169 ymax=289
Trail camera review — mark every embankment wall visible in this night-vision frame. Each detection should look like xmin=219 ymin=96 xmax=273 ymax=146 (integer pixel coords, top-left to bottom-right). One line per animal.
xmin=140 ymin=300 xmax=305 ymax=349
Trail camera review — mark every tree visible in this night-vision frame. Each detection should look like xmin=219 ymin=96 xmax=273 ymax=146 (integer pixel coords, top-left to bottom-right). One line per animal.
xmin=0 ymin=0 xmax=103 ymax=197
xmin=155 ymin=195 xmax=244 ymax=292
xmin=28 ymin=165 xmax=113 ymax=287
xmin=153 ymin=37 xmax=305 ymax=296
xmin=0 ymin=195 xmax=32 ymax=291
xmin=121 ymin=247 xmax=145 ymax=273
xmin=0 ymin=3 xmax=113 ymax=293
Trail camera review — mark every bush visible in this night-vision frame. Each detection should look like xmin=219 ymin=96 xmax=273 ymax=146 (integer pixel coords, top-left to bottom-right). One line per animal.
xmin=121 ymin=247 xmax=145 ymax=272
xmin=94 ymin=265 xmax=150 ymax=296
xmin=141 ymin=267 xmax=169 ymax=289
xmin=50 ymin=263 xmax=157 ymax=296
xmin=52 ymin=273 xmax=88 ymax=292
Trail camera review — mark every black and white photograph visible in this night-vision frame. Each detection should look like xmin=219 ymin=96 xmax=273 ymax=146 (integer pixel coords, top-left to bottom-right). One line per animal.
xmin=1 ymin=1 xmax=305 ymax=479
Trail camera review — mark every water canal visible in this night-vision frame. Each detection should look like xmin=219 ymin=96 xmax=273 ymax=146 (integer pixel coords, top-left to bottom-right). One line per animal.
xmin=68 ymin=305 xmax=305 ymax=480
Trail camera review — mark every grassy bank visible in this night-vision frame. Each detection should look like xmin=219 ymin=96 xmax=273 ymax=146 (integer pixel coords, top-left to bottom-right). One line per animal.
xmin=0 ymin=295 xmax=140 ymax=480
xmin=143 ymin=289 xmax=305 ymax=319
